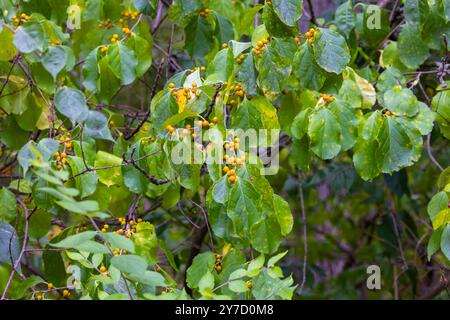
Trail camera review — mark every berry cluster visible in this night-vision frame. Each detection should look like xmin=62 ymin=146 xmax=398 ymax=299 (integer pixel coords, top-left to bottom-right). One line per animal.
xmin=121 ymin=10 xmax=139 ymax=20
xmin=199 ymin=8 xmax=211 ymax=17
xmin=99 ymin=265 xmax=108 ymax=276
xmin=320 ymin=93 xmax=335 ymax=103
xmin=116 ymin=217 xmax=143 ymax=237
xmin=252 ymin=38 xmax=269 ymax=58
xmin=383 ymin=110 xmax=395 ymax=117
xmin=141 ymin=135 xmax=156 ymax=145
xmin=169 ymin=82 xmax=201 ymax=107
xmin=121 ymin=26 xmax=132 ymax=36
xmin=214 ymin=254 xmax=223 ymax=273
xmin=235 ymin=54 xmax=246 ymax=64
xmin=98 ymin=18 xmax=112 ymax=29
xmin=11 ymin=13 xmax=30 ymax=26
xmin=223 ymin=137 xmax=246 ymax=185
xmin=227 ymin=83 xmax=245 ymax=108
xmin=305 ymin=28 xmax=317 ymax=44
xmin=110 ymin=33 xmax=120 ymax=43
xmin=113 ymin=248 xmax=129 ymax=256
xmin=54 ymin=151 xmax=67 ymax=171
xmin=57 ymin=131 xmax=73 ymax=151
xmin=47 ymin=225 xmax=63 ymax=240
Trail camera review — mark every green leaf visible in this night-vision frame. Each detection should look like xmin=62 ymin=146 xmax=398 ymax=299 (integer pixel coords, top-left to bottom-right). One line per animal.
xmin=75 ymin=240 xmax=109 ymax=254
xmin=334 ymin=0 xmax=355 ymax=37
xmin=428 ymin=191 xmax=449 ymax=224
xmin=273 ymin=194 xmax=293 ymax=236
xmin=107 ymin=42 xmax=138 ymax=86
xmin=51 ymin=231 xmax=97 ymax=248
xmin=205 ymin=49 xmax=234 ymax=84
xmin=293 ymin=44 xmax=328 ymax=91
xmin=67 ymin=156 xmax=97 ymax=198
xmin=128 ymin=270 xmax=166 ymax=287
xmin=133 ymin=0 xmax=158 ymax=16
xmin=227 ymin=179 xmax=262 ymax=232
xmin=213 ymin=13 xmax=235 ymax=44
xmin=95 ymin=151 xmax=123 ymax=187
xmin=428 ymin=227 xmax=443 ymax=260
xmin=411 ymin=102 xmax=435 ymax=135
xmin=307 ymin=107 xmax=342 ymax=160
xmin=18 ymin=138 xmax=59 ymax=175
xmin=97 ymin=55 xmax=121 ymax=104
xmin=379 ymin=117 xmax=422 ymax=173
xmin=397 ymin=22 xmax=429 ymax=69
xmin=440 ymin=224 xmax=450 ymax=260
xmin=384 ymin=87 xmax=419 ymax=117
xmin=0 ymin=223 xmax=20 ymax=268
xmin=377 ymin=67 xmax=407 ymax=92
xmin=111 ymin=254 xmax=148 ymax=275
xmin=262 ymin=3 xmax=297 ymax=37
xmin=185 ymin=15 xmax=214 ymax=59
xmin=198 ymin=271 xmax=215 ymax=291
xmin=132 ymin=222 xmax=158 ymax=265
xmin=272 ymin=0 xmax=303 ymax=27
xmin=248 ymin=254 xmax=265 ymax=276
xmin=404 ymin=0 xmax=430 ymax=24
xmin=432 ymin=89 xmax=450 ymax=140
xmin=250 ymin=214 xmax=282 ymax=254
xmin=228 ymin=268 xmax=248 ymax=293
xmin=313 ymin=28 xmax=350 ymax=74
xmin=41 ymin=46 xmax=67 ymax=80
xmin=231 ymin=98 xmax=264 ymax=130
xmin=100 ymin=232 xmax=135 ymax=253
xmin=84 ymin=111 xmax=114 ymax=141
xmin=13 ymin=21 xmax=46 ymax=53
xmin=13 ymin=276 xmax=44 ymax=299
xmin=0 ymin=27 xmax=18 ymax=61
xmin=256 ymin=40 xmax=293 ymax=94
xmin=236 ymin=53 xmax=258 ymax=95
xmin=150 ymin=90 xmax=179 ymax=130
xmin=0 ymin=188 xmax=16 ymax=222
xmin=126 ymin=34 xmax=153 ymax=78
xmin=267 ymin=250 xmax=288 ymax=267
xmin=186 ymin=252 xmax=216 ymax=289
xmin=54 ymin=87 xmax=89 ymax=124
xmin=83 ymin=47 xmax=100 ymax=92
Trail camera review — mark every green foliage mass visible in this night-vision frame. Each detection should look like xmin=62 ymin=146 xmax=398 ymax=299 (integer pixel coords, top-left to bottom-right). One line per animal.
xmin=0 ymin=0 xmax=449 ymax=300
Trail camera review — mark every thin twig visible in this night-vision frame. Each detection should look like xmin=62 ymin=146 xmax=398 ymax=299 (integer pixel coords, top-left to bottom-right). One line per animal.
xmin=122 ymin=149 xmax=169 ymax=185
xmin=297 ymin=176 xmax=308 ymax=295
xmin=204 ymin=83 xmax=223 ymax=119
xmin=1 ymin=199 xmax=30 ymax=300
xmin=125 ymin=59 xmax=165 ymax=140
xmin=426 ymin=134 xmax=444 ymax=172
xmin=190 ymin=199 xmax=214 ymax=250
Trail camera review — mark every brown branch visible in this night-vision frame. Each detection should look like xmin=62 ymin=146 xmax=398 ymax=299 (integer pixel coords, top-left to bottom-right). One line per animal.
xmin=204 ymin=83 xmax=223 ymax=119
xmin=1 ymin=200 xmax=31 ymax=300
xmin=122 ymin=148 xmax=169 ymax=185
xmin=297 ymin=174 xmax=308 ymax=295
xmin=67 ymin=148 xmax=162 ymax=180
xmin=305 ymin=0 xmax=317 ymax=26
xmin=125 ymin=59 xmax=165 ymax=140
